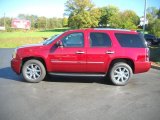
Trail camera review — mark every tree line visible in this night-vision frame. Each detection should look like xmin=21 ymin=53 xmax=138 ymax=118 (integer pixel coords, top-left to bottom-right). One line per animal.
xmin=65 ymin=0 xmax=160 ymax=36
xmin=0 ymin=0 xmax=159 ymax=36
xmin=0 ymin=14 xmax=67 ymax=30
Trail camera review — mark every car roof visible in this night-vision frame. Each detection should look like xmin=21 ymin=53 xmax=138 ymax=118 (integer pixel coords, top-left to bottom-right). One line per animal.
xmin=67 ymin=28 xmax=137 ymax=33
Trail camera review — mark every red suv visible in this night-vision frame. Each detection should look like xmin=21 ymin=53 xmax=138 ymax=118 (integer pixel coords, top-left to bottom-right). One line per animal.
xmin=11 ymin=28 xmax=151 ymax=85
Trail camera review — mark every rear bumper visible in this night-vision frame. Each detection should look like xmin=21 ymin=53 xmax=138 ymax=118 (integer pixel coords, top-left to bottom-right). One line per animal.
xmin=134 ymin=61 xmax=151 ymax=74
xmin=11 ymin=58 xmax=21 ymax=74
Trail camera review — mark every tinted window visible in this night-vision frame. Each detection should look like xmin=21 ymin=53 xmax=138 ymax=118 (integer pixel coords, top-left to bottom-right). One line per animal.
xmin=144 ymin=34 xmax=156 ymax=40
xmin=62 ymin=33 xmax=84 ymax=47
xmin=115 ymin=33 xmax=147 ymax=48
xmin=90 ymin=32 xmax=111 ymax=47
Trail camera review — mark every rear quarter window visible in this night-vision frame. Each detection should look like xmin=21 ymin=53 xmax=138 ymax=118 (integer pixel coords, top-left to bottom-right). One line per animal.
xmin=115 ymin=33 xmax=147 ymax=48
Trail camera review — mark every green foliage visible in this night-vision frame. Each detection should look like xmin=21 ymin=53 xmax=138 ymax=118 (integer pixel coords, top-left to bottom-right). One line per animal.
xmin=110 ymin=10 xmax=139 ymax=29
xmin=158 ymin=8 xmax=160 ymax=19
xmin=146 ymin=7 xmax=160 ymax=37
xmin=0 ymin=14 xmax=64 ymax=30
xmin=148 ymin=19 xmax=160 ymax=37
xmin=99 ymin=5 xmax=119 ymax=27
xmin=65 ymin=0 xmax=94 ymax=15
xmin=62 ymin=17 xmax=68 ymax=27
xmin=147 ymin=7 xmax=159 ymax=19
xmin=65 ymin=0 xmax=100 ymax=28
xmin=37 ymin=17 xmax=46 ymax=29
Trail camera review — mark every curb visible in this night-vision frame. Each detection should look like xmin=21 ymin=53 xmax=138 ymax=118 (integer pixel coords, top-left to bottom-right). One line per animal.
xmin=151 ymin=63 xmax=160 ymax=70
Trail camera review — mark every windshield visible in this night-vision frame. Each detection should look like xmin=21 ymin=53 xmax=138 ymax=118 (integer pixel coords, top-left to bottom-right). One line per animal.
xmin=42 ymin=33 xmax=62 ymax=45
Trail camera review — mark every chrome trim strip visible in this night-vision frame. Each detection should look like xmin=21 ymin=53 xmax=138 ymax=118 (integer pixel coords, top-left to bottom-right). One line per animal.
xmin=87 ymin=62 xmax=104 ymax=64
xmin=51 ymin=60 xmax=104 ymax=64
xmin=51 ymin=60 xmax=86 ymax=64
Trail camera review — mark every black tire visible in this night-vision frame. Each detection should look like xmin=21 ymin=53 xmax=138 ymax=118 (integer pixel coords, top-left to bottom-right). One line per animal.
xmin=109 ymin=62 xmax=133 ymax=86
xmin=22 ymin=59 xmax=46 ymax=83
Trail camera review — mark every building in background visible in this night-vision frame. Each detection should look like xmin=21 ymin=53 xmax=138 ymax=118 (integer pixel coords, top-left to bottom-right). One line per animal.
xmin=139 ymin=16 xmax=148 ymax=26
xmin=11 ymin=19 xmax=31 ymax=29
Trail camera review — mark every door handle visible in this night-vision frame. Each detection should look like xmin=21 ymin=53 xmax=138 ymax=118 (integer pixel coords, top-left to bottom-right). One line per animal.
xmin=106 ymin=51 xmax=115 ymax=54
xmin=76 ymin=51 xmax=85 ymax=54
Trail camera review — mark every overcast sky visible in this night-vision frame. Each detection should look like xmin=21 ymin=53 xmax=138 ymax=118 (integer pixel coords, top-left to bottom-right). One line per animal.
xmin=0 ymin=0 xmax=159 ymax=18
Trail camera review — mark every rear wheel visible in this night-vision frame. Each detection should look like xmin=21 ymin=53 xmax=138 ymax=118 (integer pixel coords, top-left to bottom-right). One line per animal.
xmin=109 ymin=62 xmax=133 ymax=86
xmin=22 ymin=60 xmax=46 ymax=83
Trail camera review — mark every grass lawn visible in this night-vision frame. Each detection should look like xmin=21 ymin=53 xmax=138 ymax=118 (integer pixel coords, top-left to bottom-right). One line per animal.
xmin=150 ymin=46 xmax=160 ymax=65
xmin=0 ymin=28 xmax=68 ymax=48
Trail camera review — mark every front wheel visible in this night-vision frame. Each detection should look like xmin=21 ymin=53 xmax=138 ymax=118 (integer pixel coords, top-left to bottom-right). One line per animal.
xmin=109 ymin=62 xmax=133 ymax=86
xmin=22 ymin=60 xmax=46 ymax=83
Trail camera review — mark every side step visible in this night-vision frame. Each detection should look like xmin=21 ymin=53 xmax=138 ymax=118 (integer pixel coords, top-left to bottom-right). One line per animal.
xmin=48 ymin=72 xmax=106 ymax=77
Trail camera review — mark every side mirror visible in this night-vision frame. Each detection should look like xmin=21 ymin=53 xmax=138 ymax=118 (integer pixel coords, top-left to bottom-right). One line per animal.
xmin=42 ymin=37 xmax=48 ymax=41
xmin=56 ymin=41 xmax=63 ymax=47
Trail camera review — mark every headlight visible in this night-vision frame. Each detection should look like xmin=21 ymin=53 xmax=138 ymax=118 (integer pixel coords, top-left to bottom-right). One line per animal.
xmin=12 ymin=48 xmax=18 ymax=59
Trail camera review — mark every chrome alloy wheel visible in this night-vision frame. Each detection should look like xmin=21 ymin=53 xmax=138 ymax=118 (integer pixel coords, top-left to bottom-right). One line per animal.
xmin=25 ymin=64 xmax=42 ymax=80
xmin=113 ymin=67 xmax=130 ymax=84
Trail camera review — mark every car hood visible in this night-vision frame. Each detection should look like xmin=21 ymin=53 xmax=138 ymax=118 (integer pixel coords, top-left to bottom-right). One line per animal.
xmin=19 ymin=43 xmax=44 ymax=49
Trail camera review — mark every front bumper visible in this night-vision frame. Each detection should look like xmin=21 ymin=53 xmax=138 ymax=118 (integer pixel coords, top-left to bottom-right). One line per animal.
xmin=11 ymin=58 xmax=21 ymax=74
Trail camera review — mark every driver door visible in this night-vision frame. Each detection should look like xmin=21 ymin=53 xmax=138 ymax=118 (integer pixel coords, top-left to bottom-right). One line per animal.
xmin=48 ymin=32 xmax=86 ymax=73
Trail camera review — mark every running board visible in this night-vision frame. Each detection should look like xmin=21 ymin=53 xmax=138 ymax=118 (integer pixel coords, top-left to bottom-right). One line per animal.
xmin=48 ymin=72 xmax=106 ymax=77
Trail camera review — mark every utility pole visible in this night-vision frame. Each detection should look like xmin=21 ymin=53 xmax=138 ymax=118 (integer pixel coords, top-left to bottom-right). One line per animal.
xmin=45 ymin=17 xmax=47 ymax=30
xmin=143 ymin=0 xmax=147 ymax=35
xmin=4 ymin=13 xmax=5 ymax=28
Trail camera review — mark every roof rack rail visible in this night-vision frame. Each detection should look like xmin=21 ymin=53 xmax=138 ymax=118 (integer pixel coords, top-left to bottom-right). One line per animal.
xmin=94 ymin=28 xmax=132 ymax=31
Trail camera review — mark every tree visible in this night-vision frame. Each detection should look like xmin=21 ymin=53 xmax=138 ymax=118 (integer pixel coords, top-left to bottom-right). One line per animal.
xmin=158 ymin=8 xmax=160 ymax=19
xmin=37 ymin=17 xmax=46 ymax=29
xmin=146 ymin=7 xmax=160 ymax=36
xmin=99 ymin=5 xmax=119 ymax=27
xmin=65 ymin=0 xmax=100 ymax=28
xmin=147 ymin=7 xmax=158 ymax=19
xmin=65 ymin=0 xmax=94 ymax=15
xmin=110 ymin=10 xmax=139 ymax=29
xmin=146 ymin=7 xmax=159 ymax=25
xmin=62 ymin=17 xmax=68 ymax=27
xmin=148 ymin=19 xmax=160 ymax=37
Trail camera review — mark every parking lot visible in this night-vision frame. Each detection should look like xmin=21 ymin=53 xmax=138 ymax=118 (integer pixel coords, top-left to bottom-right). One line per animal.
xmin=0 ymin=48 xmax=160 ymax=120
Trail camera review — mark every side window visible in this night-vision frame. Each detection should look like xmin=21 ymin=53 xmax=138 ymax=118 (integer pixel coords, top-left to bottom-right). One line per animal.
xmin=90 ymin=32 xmax=111 ymax=47
xmin=115 ymin=33 xmax=146 ymax=48
xmin=61 ymin=33 xmax=84 ymax=47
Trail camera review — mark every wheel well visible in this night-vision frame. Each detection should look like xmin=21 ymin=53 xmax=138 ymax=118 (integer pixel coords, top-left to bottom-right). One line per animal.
xmin=109 ymin=58 xmax=134 ymax=73
xmin=21 ymin=57 xmax=46 ymax=73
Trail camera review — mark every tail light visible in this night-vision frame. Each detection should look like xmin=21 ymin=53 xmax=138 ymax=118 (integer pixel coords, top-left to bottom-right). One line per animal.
xmin=146 ymin=48 xmax=150 ymax=62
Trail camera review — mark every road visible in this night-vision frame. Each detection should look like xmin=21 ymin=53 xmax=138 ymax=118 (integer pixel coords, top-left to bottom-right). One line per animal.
xmin=0 ymin=48 xmax=160 ymax=120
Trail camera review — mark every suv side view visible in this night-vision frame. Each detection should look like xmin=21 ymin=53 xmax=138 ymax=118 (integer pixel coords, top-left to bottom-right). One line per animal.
xmin=11 ymin=28 xmax=151 ymax=86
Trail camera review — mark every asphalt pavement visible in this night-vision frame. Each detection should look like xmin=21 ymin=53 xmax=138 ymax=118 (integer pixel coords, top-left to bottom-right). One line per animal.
xmin=0 ymin=48 xmax=160 ymax=120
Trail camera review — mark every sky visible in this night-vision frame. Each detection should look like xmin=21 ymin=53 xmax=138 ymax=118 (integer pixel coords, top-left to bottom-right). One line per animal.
xmin=0 ymin=0 xmax=160 ymax=18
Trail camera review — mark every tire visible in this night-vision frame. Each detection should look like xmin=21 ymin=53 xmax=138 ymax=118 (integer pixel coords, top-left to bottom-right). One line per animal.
xmin=22 ymin=59 xmax=46 ymax=83
xmin=109 ymin=62 xmax=133 ymax=86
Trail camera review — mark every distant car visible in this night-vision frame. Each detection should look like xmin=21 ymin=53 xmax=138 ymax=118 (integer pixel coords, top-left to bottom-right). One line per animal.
xmin=144 ymin=34 xmax=158 ymax=46
xmin=157 ymin=38 xmax=160 ymax=45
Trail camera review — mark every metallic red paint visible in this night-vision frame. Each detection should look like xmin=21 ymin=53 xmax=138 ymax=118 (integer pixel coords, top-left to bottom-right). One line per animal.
xmin=11 ymin=29 xmax=151 ymax=76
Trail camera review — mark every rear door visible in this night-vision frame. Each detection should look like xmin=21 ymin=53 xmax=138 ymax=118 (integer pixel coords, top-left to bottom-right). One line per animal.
xmin=86 ymin=31 xmax=115 ymax=73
